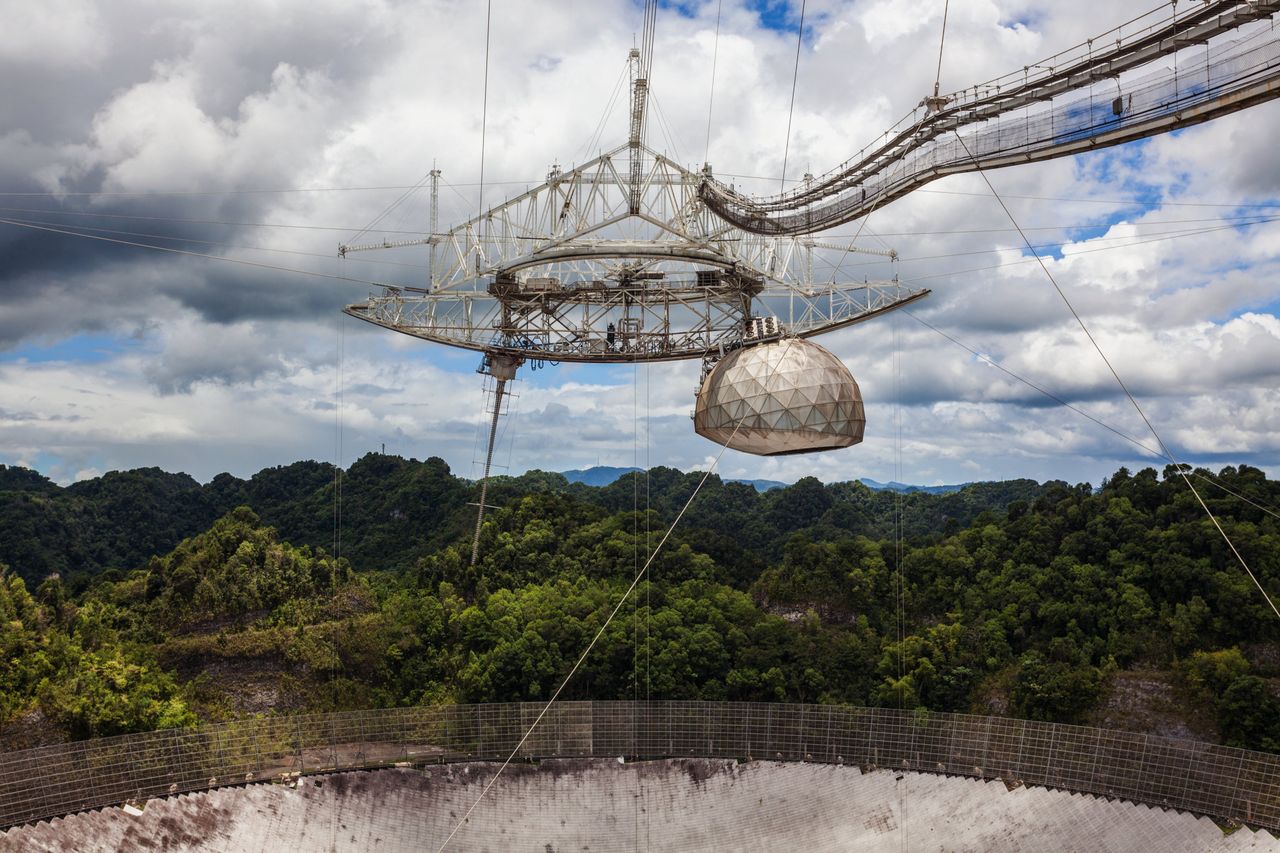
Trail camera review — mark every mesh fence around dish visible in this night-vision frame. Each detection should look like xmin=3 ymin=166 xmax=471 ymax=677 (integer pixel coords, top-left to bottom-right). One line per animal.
xmin=1 ymin=702 xmax=1278 ymax=830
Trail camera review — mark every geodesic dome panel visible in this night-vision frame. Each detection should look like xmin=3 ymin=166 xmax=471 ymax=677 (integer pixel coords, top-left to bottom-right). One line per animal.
xmin=693 ymin=338 xmax=865 ymax=455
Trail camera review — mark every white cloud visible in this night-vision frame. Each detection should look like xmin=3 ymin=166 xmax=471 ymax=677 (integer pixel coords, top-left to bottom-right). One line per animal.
xmin=0 ymin=0 xmax=107 ymax=68
xmin=0 ymin=0 xmax=1277 ymax=487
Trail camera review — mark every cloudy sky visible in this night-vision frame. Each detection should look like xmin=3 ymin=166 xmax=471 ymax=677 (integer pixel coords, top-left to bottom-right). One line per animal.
xmin=1 ymin=0 xmax=1278 ymax=488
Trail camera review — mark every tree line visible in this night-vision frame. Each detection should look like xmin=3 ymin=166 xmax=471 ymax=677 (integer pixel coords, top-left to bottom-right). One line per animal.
xmin=0 ymin=458 xmax=1277 ymax=753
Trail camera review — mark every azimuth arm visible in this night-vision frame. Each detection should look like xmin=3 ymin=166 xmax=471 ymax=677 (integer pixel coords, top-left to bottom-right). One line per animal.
xmin=700 ymin=0 xmax=1280 ymax=235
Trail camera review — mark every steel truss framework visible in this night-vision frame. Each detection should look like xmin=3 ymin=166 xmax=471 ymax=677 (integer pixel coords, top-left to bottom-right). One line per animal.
xmin=701 ymin=0 xmax=1280 ymax=235
xmin=343 ymin=141 xmax=924 ymax=364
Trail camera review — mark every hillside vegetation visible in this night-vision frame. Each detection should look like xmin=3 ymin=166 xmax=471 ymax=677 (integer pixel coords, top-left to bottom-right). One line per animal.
xmin=0 ymin=457 xmax=1277 ymax=754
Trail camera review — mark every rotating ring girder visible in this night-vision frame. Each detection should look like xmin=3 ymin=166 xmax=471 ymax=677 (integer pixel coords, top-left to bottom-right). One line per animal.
xmin=343 ymin=280 xmax=928 ymax=364
xmin=493 ymin=241 xmax=741 ymax=276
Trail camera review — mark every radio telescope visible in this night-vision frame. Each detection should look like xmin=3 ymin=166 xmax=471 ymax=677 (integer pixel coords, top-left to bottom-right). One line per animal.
xmin=338 ymin=0 xmax=1280 ymax=558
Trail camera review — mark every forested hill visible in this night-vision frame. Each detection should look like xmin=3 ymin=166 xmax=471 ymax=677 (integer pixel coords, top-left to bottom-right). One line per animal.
xmin=3 ymin=458 xmax=1280 ymax=755
xmin=0 ymin=456 xmax=1044 ymax=589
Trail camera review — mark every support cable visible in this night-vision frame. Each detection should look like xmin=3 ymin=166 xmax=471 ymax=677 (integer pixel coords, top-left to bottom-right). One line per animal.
xmin=342 ymin=169 xmax=437 ymax=247
xmin=904 ymin=308 xmax=1159 ymax=454
xmin=1193 ymin=476 xmax=1280 ymax=522
xmin=643 ymin=0 xmax=658 ymax=84
xmin=579 ymin=61 xmax=632 ymax=162
xmin=632 ymin=355 xmax=640 ymax=853
xmin=779 ymin=0 xmax=808 ymax=192
xmin=636 ymin=0 xmax=659 ymax=158
xmin=476 ymin=0 xmax=494 ymax=267
xmin=638 ymin=0 xmax=655 ymax=73
xmin=329 ymin=309 xmax=345 ymax=853
xmin=952 ymin=131 xmax=1280 ymax=622
xmin=434 ymin=339 xmax=800 ymax=853
xmin=700 ymin=0 xmax=1280 ymax=233
xmin=933 ymin=0 xmax=951 ymax=97
xmin=645 ymin=358 xmax=652 ymax=705
xmin=8 ymin=173 xmax=1280 ymax=206
xmin=28 ymin=203 xmax=1244 ymax=276
xmin=648 ymin=92 xmax=688 ymax=164
xmin=893 ymin=308 xmax=908 ymax=853
xmin=819 ymin=125 xmax=917 ymax=284
xmin=627 ymin=343 xmax=653 ymax=851
xmin=0 ymin=203 xmax=446 ymax=234
xmin=2 ymin=210 xmax=1271 ymax=303
xmin=895 ymin=217 xmax=1280 ymax=283
xmin=703 ymin=0 xmax=723 ymax=167
xmin=903 ymin=308 xmax=1280 ymax=522
xmin=643 ymin=357 xmax=652 ymax=853
xmin=468 ymin=376 xmax=507 ymax=567
xmin=0 ymin=214 xmax=437 ymax=270
xmin=14 ymin=208 xmax=1273 ymax=283
xmin=1 ymin=196 xmax=1274 ymax=235
xmin=0 ymin=176 xmax=636 ymax=197
xmin=334 ymin=319 xmax=344 ymax=563
xmin=822 ymin=213 xmax=1280 ymax=239
xmin=873 ymin=216 xmax=1280 ymax=265
xmin=0 ymin=217 xmax=392 ymax=290
xmin=634 ymin=362 xmax=639 ymax=703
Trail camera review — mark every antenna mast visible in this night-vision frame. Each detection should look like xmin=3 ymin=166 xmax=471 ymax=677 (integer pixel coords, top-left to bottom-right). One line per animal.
xmin=628 ymin=48 xmax=647 ymax=215
xmin=429 ymin=166 xmax=440 ymax=289
xmin=469 ymin=353 xmax=521 ymax=567
xmin=628 ymin=0 xmax=656 ymax=215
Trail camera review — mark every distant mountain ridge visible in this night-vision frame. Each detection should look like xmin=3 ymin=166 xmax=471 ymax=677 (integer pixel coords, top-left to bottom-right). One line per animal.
xmin=561 ymin=467 xmax=788 ymax=492
xmin=728 ymin=478 xmax=788 ymax=492
xmin=560 ymin=466 xmax=962 ymax=494
xmin=0 ymin=457 xmax=1047 ymax=588
xmin=859 ymin=479 xmax=967 ymax=495
xmin=559 ymin=466 xmax=642 ymax=487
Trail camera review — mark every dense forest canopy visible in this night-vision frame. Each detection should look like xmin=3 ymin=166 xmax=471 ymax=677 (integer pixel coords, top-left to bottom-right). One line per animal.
xmin=0 ymin=458 xmax=1041 ymax=589
xmin=1 ymin=456 xmax=1278 ymax=754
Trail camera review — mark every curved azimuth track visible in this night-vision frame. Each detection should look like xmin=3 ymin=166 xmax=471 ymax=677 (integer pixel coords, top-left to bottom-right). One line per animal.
xmin=700 ymin=0 xmax=1280 ymax=235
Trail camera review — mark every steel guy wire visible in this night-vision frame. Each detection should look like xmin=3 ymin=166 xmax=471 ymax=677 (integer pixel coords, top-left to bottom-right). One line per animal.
xmin=0 ymin=217 xmax=392 ymax=290
xmin=0 ymin=202 xmax=1271 ymax=238
xmin=902 ymin=307 xmax=1280 ymax=522
xmin=778 ymin=0 xmax=807 ymax=193
xmin=952 ymin=130 xmax=1280 ymax=622
xmin=703 ymin=0 xmax=723 ymax=168
xmin=432 ymin=337 xmax=801 ymax=853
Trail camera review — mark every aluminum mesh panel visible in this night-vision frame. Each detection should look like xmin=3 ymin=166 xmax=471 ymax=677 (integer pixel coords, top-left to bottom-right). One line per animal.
xmin=3 ymin=702 xmax=1280 ymax=833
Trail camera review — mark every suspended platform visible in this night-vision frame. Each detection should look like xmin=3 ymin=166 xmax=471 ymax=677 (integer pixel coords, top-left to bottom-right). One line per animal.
xmin=342 ymin=141 xmax=925 ymax=365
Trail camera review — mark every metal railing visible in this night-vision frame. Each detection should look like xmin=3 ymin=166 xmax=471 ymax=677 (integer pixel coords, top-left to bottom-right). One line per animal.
xmin=2 ymin=701 xmax=1278 ymax=831
xmin=701 ymin=6 xmax=1280 ymax=234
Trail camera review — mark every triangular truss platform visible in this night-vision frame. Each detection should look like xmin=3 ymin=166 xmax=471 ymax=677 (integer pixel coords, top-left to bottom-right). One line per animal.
xmin=342 ymin=140 xmax=926 ymax=364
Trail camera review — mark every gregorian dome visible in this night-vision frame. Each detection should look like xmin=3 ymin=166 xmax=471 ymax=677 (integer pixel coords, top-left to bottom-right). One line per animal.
xmin=693 ymin=337 xmax=866 ymax=455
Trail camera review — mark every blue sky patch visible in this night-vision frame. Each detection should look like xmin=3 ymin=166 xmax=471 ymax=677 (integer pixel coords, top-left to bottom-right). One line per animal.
xmin=746 ymin=0 xmax=801 ymax=33
xmin=655 ymin=0 xmax=807 ymax=34
xmin=0 ymin=333 xmax=136 ymax=365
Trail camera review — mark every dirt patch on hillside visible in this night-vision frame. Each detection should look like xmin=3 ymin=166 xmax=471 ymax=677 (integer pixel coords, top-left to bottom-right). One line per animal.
xmin=1090 ymin=670 xmax=1217 ymax=741
xmin=0 ymin=708 xmax=67 ymax=751
xmin=186 ymin=658 xmax=313 ymax=716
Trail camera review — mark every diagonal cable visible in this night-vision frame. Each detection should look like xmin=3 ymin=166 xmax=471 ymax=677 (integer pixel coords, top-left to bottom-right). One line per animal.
xmin=703 ymin=0 xmax=724 ymax=167
xmin=433 ymin=339 xmax=799 ymax=851
xmin=779 ymin=0 xmax=808 ymax=192
xmin=903 ymin=308 xmax=1280 ymax=521
xmin=933 ymin=0 xmax=951 ymax=96
xmin=951 ymin=131 xmax=1280 ymax=621
xmin=0 ymin=217 xmax=390 ymax=290
xmin=476 ymin=0 xmax=494 ymax=263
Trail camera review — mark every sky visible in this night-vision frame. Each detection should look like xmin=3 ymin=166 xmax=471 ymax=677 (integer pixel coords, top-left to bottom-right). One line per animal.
xmin=0 ymin=0 xmax=1278 ymax=488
